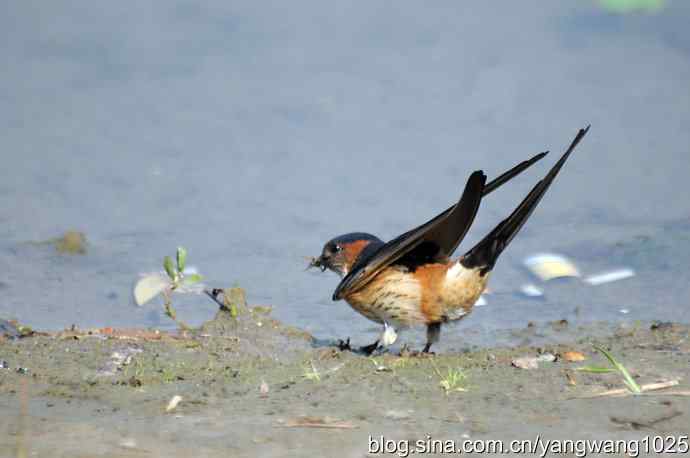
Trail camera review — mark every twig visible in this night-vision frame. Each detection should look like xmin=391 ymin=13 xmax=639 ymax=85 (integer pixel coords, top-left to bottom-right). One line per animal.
xmin=279 ymin=417 xmax=358 ymax=429
xmin=573 ymin=380 xmax=681 ymax=399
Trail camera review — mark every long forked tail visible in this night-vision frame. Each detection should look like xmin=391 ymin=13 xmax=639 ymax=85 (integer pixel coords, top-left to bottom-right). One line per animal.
xmin=461 ymin=126 xmax=590 ymax=274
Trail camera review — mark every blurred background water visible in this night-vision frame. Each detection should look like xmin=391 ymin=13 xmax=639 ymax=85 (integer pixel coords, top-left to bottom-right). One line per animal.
xmin=1 ymin=1 xmax=689 ymax=349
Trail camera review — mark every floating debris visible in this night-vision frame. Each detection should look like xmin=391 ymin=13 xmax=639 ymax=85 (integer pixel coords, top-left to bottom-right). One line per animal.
xmin=259 ymin=380 xmax=269 ymax=396
xmin=512 ymin=357 xmax=539 ymax=370
xmin=583 ymin=268 xmax=635 ymax=286
xmin=165 ymin=395 xmax=183 ymax=412
xmin=16 ymin=367 xmax=29 ymax=374
xmin=562 ymin=351 xmax=586 ymax=362
xmin=0 ymin=360 xmax=8 ymax=369
xmin=619 ymin=308 xmax=630 ymax=314
xmin=520 ymin=284 xmax=544 ymax=298
xmin=524 ymin=253 xmax=580 ymax=281
xmin=54 ymin=230 xmax=88 ymax=254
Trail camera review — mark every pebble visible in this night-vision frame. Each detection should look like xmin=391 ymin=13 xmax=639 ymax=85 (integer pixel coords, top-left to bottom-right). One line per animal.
xmin=536 ymin=353 xmax=556 ymax=363
xmin=384 ymin=410 xmax=412 ymax=420
xmin=561 ymin=351 xmax=586 ymax=362
xmin=512 ymin=357 xmax=539 ymax=370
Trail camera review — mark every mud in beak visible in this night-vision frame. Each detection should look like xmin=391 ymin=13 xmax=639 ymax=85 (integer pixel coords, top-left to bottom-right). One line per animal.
xmin=307 ymin=255 xmax=327 ymax=272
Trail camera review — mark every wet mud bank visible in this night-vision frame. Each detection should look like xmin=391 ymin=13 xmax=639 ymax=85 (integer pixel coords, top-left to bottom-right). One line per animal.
xmin=1 ymin=310 xmax=689 ymax=457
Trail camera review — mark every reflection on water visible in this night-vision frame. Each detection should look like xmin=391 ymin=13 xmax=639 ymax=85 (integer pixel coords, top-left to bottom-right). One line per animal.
xmin=1 ymin=2 xmax=689 ymax=349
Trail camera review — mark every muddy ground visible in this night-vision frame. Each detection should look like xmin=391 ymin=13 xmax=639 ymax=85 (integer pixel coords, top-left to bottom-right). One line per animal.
xmin=1 ymin=308 xmax=689 ymax=458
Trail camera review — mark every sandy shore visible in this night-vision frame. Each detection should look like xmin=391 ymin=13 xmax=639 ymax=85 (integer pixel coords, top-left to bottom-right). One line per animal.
xmin=1 ymin=309 xmax=689 ymax=457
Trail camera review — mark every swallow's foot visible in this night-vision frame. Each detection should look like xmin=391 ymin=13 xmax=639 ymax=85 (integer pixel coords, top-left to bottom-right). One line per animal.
xmin=406 ymin=350 xmax=436 ymax=358
xmin=401 ymin=343 xmax=436 ymax=357
xmin=337 ymin=338 xmax=352 ymax=352
xmin=336 ymin=338 xmax=383 ymax=356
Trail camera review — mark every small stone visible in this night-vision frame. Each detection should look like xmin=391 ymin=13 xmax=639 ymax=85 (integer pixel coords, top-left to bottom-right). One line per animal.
xmin=119 ymin=438 xmax=137 ymax=449
xmin=562 ymin=351 xmax=586 ymax=362
xmin=536 ymin=353 xmax=556 ymax=363
xmin=384 ymin=410 xmax=411 ymax=420
xmin=512 ymin=357 xmax=539 ymax=370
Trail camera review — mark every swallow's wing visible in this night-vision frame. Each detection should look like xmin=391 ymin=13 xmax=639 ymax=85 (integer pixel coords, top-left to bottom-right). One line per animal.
xmin=332 ymin=151 xmax=548 ymax=300
xmin=333 ymin=170 xmax=486 ymax=300
xmin=389 ymin=150 xmax=549 ymax=258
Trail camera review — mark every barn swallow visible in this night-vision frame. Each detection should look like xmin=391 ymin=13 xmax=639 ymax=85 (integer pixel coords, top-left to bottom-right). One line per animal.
xmin=310 ymin=126 xmax=590 ymax=354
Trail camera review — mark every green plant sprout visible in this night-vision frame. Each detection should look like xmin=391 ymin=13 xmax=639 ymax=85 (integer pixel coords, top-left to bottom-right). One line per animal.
xmin=581 ymin=345 xmax=642 ymax=394
xmin=302 ymin=361 xmax=321 ymax=382
xmin=431 ymin=360 xmax=467 ymax=395
xmin=133 ymin=247 xmax=204 ymax=329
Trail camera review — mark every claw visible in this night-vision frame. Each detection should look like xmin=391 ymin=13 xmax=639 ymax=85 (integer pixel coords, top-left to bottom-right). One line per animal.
xmin=337 ymin=338 xmax=352 ymax=351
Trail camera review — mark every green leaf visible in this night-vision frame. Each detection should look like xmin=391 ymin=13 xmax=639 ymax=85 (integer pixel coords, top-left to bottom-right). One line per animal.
xmin=593 ymin=344 xmax=642 ymax=394
xmin=176 ymin=246 xmax=187 ymax=272
xmin=133 ymin=273 xmax=170 ymax=306
xmin=575 ymin=366 xmax=617 ymax=373
xmin=183 ymin=273 xmax=203 ymax=285
xmin=163 ymin=256 xmax=177 ymax=281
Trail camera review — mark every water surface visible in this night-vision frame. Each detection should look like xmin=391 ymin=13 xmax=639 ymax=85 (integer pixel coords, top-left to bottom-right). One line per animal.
xmin=1 ymin=2 xmax=689 ymax=349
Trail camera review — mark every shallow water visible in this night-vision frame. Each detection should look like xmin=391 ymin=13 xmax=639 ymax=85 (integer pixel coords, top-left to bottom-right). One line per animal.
xmin=1 ymin=2 xmax=689 ymax=349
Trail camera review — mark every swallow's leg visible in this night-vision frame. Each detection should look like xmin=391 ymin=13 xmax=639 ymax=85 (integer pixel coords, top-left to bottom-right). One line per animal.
xmin=422 ymin=322 xmax=442 ymax=354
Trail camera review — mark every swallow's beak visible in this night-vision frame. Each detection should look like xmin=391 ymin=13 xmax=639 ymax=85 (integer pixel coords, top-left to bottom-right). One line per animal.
xmin=307 ymin=255 xmax=327 ymax=272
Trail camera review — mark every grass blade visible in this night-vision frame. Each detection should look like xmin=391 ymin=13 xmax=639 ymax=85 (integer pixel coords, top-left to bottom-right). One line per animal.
xmin=592 ymin=344 xmax=641 ymax=394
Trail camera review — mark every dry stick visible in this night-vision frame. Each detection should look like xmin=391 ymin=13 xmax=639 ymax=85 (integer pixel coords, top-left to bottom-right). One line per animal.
xmin=16 ymin=377 xmax=29 ymax=458
xmin=574 ymin=380 xmax=682 ymax=399
xmin=280 ymin=418 xmax=358 ymax=429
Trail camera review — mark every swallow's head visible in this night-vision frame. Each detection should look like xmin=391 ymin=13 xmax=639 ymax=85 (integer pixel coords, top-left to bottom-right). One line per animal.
xmin=310 ymin=232 xmax=383 ymax=277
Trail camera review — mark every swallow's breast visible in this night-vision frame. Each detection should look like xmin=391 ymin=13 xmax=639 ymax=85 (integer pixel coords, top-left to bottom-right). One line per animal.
xmin=343 ymin=261 xmax=489 ymax=327
xmin=345 ymin=266 xmax=426 ymax=327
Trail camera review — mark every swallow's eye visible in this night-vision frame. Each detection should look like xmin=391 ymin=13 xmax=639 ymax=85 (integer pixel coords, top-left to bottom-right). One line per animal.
xmin=334 ymin=244 xmax=342 ymax=252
